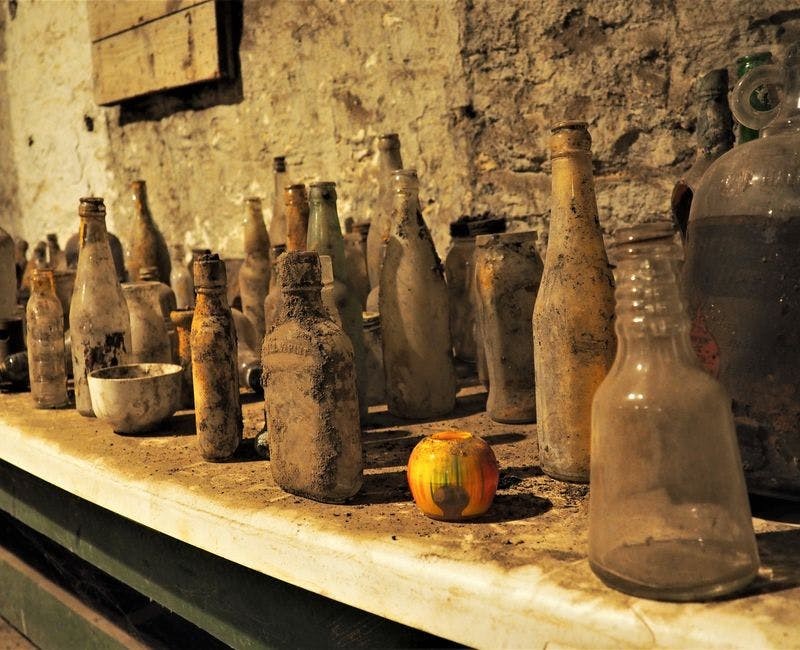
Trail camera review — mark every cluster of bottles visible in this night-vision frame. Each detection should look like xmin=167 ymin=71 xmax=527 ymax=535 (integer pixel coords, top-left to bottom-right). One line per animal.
xmin=4 ymin=42 xmax=800 ymax=603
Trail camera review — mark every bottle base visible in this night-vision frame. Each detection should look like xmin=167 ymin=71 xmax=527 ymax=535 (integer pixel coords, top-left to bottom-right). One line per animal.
xmin=541 ymin=465 xmax=589 ymax=484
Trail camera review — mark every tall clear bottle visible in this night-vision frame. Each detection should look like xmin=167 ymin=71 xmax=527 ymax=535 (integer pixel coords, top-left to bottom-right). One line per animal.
xmin=70 ymin=197 xmax=132 ymax=416
xmin=306 ymin=181 xmax=368 ymax=420
xmin=262 ymin=252 xmax=363 ymax=502
xmin=366 ymin=133 xmax=403 ymax=293
xmin=128 ymin=180 xmax=171 ymax=282
xmin=533 ymin=122 xmax=616 ymax=482
xmin=380 ymin=169 xmax=456 ymax=419
xmin=191 ymin=253 xmax=242 ymax=461
xmin=238 ymin=197 xmax=271 ymax=339
xmin=26 ymin=269 xmax=68 ymax=408
xmin=590 ymin=222 xmax=759 ymax=601
xmin=269 ymin=156 xmax=289 ymax=256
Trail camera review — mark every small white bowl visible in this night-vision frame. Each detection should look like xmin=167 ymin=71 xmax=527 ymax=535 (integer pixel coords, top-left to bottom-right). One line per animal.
xmin=88 ymin=363 xmax=183 ymax=433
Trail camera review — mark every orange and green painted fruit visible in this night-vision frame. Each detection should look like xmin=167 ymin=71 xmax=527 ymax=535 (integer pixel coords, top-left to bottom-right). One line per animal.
xmin=407 ymin=430 xmax=500 ymax=521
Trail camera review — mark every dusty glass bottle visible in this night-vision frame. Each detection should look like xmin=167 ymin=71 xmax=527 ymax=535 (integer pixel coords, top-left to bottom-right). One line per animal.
xmin=306 ymin=181 xmax=367 ymax=420
xmin=344 ymin=221 xmax=370 ymax=310
xmin=66 ymin=229 xmax=126 ymax=281
xmin=139 ymin=266 xmax=177 ymax=318
xmin=26 ymin=269 xmax=68 ymax=408
xmin=0 ymin=226 xmax=15 ymax=320
xmin=122 ymin=281 xmax=172 ymax=364
xmin=262 ymin=251 xmax=363 ymax=502
xmin=191 ymin=253 xmax=242 ymax=461
xmin=366 ymin=133 xmax=403 ymax=293
xmin=45 ymin=233 xmax=67 ymax=270
xmin=685 ymin=43 xmax=800 ymax=498
xmin=170 ymin=244 xmax=194 ymax=309
xmin=285 ymin=184 xmax=309 ymax=253
xmin=319 ymin=255 xmax=343 ymax=326
xmin=362 ymin=311 xmax=386 ymax=407
xmin=533 ymin=122 xmax=616 ymax=483
xmin=269 ymin=156 xmax=289 ymax=255
xmin=170 ymin=308 xmax=194 ymax=409
xmin=70 ymin=198 xmax=132 ymax=416
xmin=735 ymin=51 xmax=774 ymax=145
xmin=128 ymin=180 xmax=171 ymax=283
xmin=445 ymin=216 xmax=506 ymax=364
xmin=670 ymin=68 xmax=733 ymax=239
xmin=239 ymin=197 xmax=271 ymax=340
xmin=380 ymin=169 xmax=456 ymax=419
xmin=590 ymin=222 xmax=759 ymax=601
xmin=475 ymin=231 xmax=542 ymax=423
xmin=20 ymin=241 xmax=45 ymax=303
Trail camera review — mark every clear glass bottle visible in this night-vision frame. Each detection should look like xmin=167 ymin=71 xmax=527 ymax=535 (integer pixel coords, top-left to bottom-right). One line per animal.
xmin=170 ymin=244 xmax=194 ymax=309
xmin=307 ymin=181 xmax=367 ymax=420
xmin=26 ymin=269 xmax=68 ymax=408
xmin=380 ymin=169 xmax=456 ymax=419
xmin=128 ymin=180 xmax=171 ymax=282
xmin=269 ymin=156 xmax=289 ymax=254
xmin=191 ymin=253 xmax=242 ymax=461
xmin=70 ymin=197 xmax=132 ymax=416
xmin=590 ymin=221 xmax=759 ymax=601
xmin=533 ymin=122 xmax=616 ymax=482
xmin=474 ymin=231 xmax=542 ymax=423
xmin=238 ymin=197 xmax=271 ymax=340
xmin=0 ymin=226 xmax=15 ymax=320
xmin=735 ymin=51 xmax=774 ymax=145
xmin=366 ymin=133 xmax=403 ymax=293
xmin=262 ymin=251 xmax=363 ymax=503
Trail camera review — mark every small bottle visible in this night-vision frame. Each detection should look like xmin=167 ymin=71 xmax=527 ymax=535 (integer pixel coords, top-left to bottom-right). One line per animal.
xmin=122 ymin=281 xmax=172 ymax=364
xmin=262 ymin=252 xmax=363 ymax=502
xmin=380 ymin=169 xmax=456 ymax=419
xmin=735 ymin=51 xmax=774 ymax=145
xmin=0 ymin=226 xmax=15 ymax=320
xmin=366 ymin=133 xmax=403 ymax=293
xmin=671 ymin=68 xmax=733 ymax=238
xmin=362 ymin=311 xmax=386 ymax=407
xmin=475 ymin=231 xmax=542 ymax=423
xmin=589 ymin=221 xmax=759 ymax=601
xmin=169 ymin=309 xmax=194 ymax=409
xmin=445 ymin=215 xmax=506 ymax=364
xmin=343 ymin=221 xmax=370 ymax=310
xmin=191 ymin=253 xmax=242 ymax=461
xmin=533 ymin=122 xmax=616 ymax=482
xmin=169 ymin=244 xmax=194 ymax=309
xmin=45 ymin=233 xmax=68 ymax=270
xmin=285 ymin=184 xmax=309 ymax=253
xmin=238 ymin=197 xmax=271 ymax=339
xmin=128 ymin=180 xmax=171 ymax=282
xmin=26 ymin=269 xmax=68 ymax=408
xmin=70 ymin=197 xmax=132 ymax=416
xmin=269 ymin=156 xmax=289 ymax=254
xmin=306 ymin=181 xmax=368 ymax=420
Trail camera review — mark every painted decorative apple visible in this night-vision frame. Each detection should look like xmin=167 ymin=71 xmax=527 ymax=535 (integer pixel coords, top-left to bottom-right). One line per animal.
xmin=407 ymin=430 xmax=500 ymax=521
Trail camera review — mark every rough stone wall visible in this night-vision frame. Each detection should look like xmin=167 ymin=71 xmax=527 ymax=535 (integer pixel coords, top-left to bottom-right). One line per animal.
xmin=0 ymin=1 xmax=798 ymax=259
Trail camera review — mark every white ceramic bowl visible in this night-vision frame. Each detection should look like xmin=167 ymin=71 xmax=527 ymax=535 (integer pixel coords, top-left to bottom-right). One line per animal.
xmin=88 ymin=363 xmax=183 ymax=433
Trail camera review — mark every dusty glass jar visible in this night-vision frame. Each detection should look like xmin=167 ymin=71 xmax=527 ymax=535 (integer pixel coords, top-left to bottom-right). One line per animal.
xmin=590 ymin=222 xmax=759 ymax=601
xmin=26 ymin=269 xmax=68 ymax=408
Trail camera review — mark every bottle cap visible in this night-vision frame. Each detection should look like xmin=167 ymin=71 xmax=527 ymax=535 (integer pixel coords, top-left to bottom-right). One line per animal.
xmin=193 ymin=253 xmax=228 ymax=289
xmin=279 ymin=251 xmax=321 ymax=290
xmin=273 ymin=156 xmax=287 ymax=172
xmin=78 ymin=197 xmax=106 ymax=219
xmin=378 ymin=133 xmax=401 ymax=150
xmin=245 ymin=197 xmax=263 ymax=210
xmin=550 ymin=121 xmax=591 ymax=158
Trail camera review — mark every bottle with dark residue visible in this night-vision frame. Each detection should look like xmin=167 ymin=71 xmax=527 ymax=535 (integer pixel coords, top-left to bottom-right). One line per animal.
xmin=285 ymin=184 xmax=309 ymax=253
xmin=128 ymin=180 xmax=171 ymax=283
xmin=475 ymin=230 xmax=542 ymax=423
xmin=533 ymin=122 xmax=616 ymax=483
xmin=238 ymin=197 xmax=271 ymax=339
xmin=170 ymin=308 xmax=194 ymax=409
xmin=262 ymin=251 xmax=363 ymax=503
xmin=70 ymin=197 xmax=132 ymax=416
xmin=191 ymin=253 xmax=242 ymax=461
xmin=26 ymin=269 xmax=68 ymax=408
xmin=380 ymin=169 xmax=456 ymax=419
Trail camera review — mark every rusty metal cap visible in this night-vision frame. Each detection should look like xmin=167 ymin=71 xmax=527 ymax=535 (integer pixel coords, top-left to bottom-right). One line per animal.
xmin=279 ymin=251 xmax=321 ymax=290
xmin=193 ymin=253 xmax=227 ymax=289
xmin=273 ymin=156 xmax=287 ymax=172
xmin=378 ymin=133 xmax=401 ymax=150
xmin=550 ymin=121 xmax=591 ymax=158
xmin=78 ymin=197 xmax=106 ymax=218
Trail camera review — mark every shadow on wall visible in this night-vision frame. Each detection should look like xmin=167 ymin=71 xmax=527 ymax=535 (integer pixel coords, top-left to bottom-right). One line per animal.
xmin=118 ymin=0 xmax=245 ymax=126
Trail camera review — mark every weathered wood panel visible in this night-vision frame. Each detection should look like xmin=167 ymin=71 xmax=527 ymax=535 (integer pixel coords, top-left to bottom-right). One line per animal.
xmin=87 ymin=0 xmax=205 ymax=42
xmin=90 ymin=0 xmax=221 ymax=105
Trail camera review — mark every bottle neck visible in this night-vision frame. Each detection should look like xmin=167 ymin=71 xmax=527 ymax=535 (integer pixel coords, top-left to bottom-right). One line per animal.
xmin=308 ymin=200 xmax=348 ymax=280
xmin=548 ymin=152 xmax=602 ymax=250
xmin=278 ymin=287 xmax=327 ymax=322
xmin=244 ymin=206 xmax=270 ymax=255
xmin=379 ymin=148 xmax=403 ymax=176
xmin=79 ymin=216 xmax=109 ymax=248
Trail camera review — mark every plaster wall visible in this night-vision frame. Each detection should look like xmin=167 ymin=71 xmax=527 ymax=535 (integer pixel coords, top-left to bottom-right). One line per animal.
xmin=0 ymin=1 xmax=798 ymax=259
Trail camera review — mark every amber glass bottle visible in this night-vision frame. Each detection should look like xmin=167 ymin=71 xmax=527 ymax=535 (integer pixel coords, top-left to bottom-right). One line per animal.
xmin=285 ymin=184 xmax=309 ymax=253
xmin=269 ymin=156 xmax=289 ymax=254
xmin=128 ymin=180 xmax=170 ymax=282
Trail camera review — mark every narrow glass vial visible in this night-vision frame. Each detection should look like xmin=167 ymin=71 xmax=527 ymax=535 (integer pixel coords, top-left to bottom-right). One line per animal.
xmin=533 ymin=122 xmax=616 ymax=482
xmin=238 ymin=197 xmax=271 ymax=339
xmin=0 ymin=226 xmax=15 ymax=320
xmin=170 ymin=308 xmax=194 ymax=409
xmin=70 ymin=198 xmax=132 ymax=416
xmin=306 ymin=181 xmax=367 ymax=420
xmin=589 ymin=222 xmax=759 ymax=601
xmin=269 ymin=156 xmax=289 ymax=254
xmin=380 ymin=169 xmax=456 ymax=419
xmin=475 ymin=231 xmax=542 ymax=423
xmin=170 ymin=244 xmax=194 ymax=309
xmin=670 ymin=68 xmax=733 ymax=238
xmin=285 ymin=184 xmax=309 ymax=252
xmin=26 ymin=269 xmax=68 ymax=408
xmin=128 ymin=180 xmax=171 ymax=282
xmin=262 ymin=252 xmax=363 ymax=503
xmin=122 ymin=281 xmax=172 ymax=364
xmin=191 ymin=253 xmax=242 ymax=461
xmin=366 ymin=133 xmax=403 ymax=293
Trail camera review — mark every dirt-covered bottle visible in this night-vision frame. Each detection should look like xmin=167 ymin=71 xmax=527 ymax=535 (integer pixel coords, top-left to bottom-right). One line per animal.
xmin=128 ymin=180 xmax=170 ymax=282
xmin=239 ymin=197 xmax=271 ymax=339
xmin=285 ymin=184 xmax=309 ymax=253
xmin=269 ymin=156 xmax=289 ymax=255
xmin=70 ymin=197 xmax=132 ymax=416
xmin=380 ymin=169 xmax=456 ymax=419
xmin=26 ymin=269 xmax=68 ymax=408
xmin=191 ymin=253 xmax=242 ymax=461
xmin=262 ymin=251 xmax=363 ymax=502
xmin=533 ymin=122 xmax=616 ymax=482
